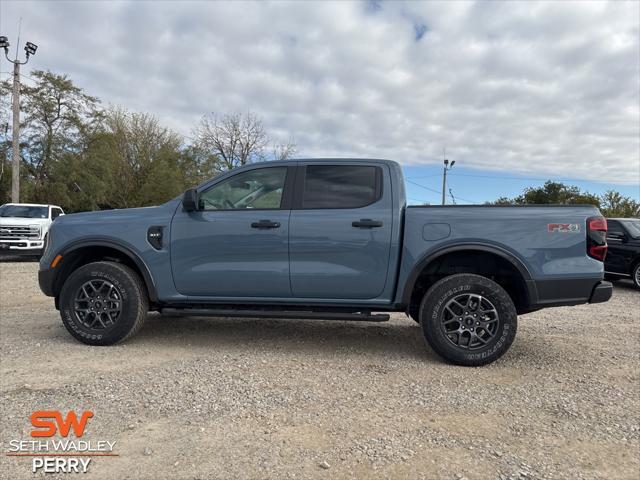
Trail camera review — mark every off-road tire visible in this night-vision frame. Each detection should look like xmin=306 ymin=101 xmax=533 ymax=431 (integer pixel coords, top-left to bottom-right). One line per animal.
xmin=59 ymin=261 xmax=148 ymax=345
xmin=420 ymin=274 xmax=517 ymax=366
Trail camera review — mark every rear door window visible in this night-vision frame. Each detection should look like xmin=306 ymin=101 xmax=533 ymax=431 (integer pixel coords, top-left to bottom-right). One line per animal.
xmin=606 ymin=220 xmax=625 ymax=241
xmin=301 ymin=165 xmax=381 ymax=209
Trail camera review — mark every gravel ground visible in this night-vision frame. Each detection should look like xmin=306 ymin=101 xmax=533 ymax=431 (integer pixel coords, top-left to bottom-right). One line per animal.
xmin=0 ymin=260 xmax=639 ymax=480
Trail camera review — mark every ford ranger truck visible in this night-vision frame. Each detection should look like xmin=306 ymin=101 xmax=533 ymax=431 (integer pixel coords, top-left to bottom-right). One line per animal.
xmin=0 ymin=203 xmax=65 ymax=256
xmin=38 ymin=159 xmax=612 ymax=366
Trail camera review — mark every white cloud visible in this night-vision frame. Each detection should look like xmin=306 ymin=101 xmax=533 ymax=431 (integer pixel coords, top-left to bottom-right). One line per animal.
xmin=1 ymin=0 xmax=638 ymax=183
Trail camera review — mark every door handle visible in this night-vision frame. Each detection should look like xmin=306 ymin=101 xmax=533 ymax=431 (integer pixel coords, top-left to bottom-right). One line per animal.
xmin=251 ymin=220 xmax=281 ymax=229
xmin=352 ymin=219 xmax=383 ymax=228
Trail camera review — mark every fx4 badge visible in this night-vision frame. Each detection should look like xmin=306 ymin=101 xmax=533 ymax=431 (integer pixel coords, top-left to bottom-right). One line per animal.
xmin=548 ymin=223 xmax=581 ymax=233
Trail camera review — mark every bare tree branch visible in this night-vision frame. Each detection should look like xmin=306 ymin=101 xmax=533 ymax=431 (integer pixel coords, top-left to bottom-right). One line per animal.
xmin=272 ymin=138 xmax=297 ymax=161
xmin=193 ymin=112 xmax=269 ymax=171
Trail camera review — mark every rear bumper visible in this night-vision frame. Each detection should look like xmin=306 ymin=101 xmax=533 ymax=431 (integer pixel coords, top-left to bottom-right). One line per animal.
xmin=589 ymin=281 xmax=613 ymax=304
xmin=530 ymin=277 xmax=612 ymax=309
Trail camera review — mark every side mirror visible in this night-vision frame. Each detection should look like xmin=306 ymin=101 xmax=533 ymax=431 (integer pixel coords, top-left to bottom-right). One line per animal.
xmin=182 ymin=188 xmax=198 ymax=212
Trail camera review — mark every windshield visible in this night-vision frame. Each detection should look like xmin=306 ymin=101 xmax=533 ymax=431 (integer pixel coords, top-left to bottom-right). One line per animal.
xmin=0 ymin=205 xmax=48 ymax=219
xmin=620 ymin=219 xmax=640 ymax=238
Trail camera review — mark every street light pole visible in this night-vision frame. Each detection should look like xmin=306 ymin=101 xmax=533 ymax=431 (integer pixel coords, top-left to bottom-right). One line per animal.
xmin=441 ymin=152 xmax=455 ymax=205
xmin=0 ymin=35 xmax=38 ymax=203
xmin=11 ymin=61 xmax=20 ymax=203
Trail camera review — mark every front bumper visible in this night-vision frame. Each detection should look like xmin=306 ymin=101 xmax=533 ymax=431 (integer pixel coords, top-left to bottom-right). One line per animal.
xmin=38 ymin=268 xmax=56 ymax=297
xmin=0 ymin=239 xmax=44 ymax=253
xmin=589 ymin=281 xmax=613 ymax=304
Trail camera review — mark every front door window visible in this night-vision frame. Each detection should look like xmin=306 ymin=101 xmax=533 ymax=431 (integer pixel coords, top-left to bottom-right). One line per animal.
xmin=199 ymin=167 xmax=288 ymax=210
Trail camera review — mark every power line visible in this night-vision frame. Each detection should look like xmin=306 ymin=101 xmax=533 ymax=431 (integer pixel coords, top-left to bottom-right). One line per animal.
xmin=405 ymin=178 xmax=442 ymax=195
xmin=405 ymin=173 xmax=442 ymax=179
xmin=449 ymin=192 xmax=478 ymax=204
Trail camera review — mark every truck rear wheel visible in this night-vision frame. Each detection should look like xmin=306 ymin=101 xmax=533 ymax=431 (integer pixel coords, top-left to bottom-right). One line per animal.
xmin=419 ymin=273 xmax=517 ymax=366
xmin=59 ymin=261 xmax=148 ymax=345
xmin=632 ymin=262 xmax=640 ymax=289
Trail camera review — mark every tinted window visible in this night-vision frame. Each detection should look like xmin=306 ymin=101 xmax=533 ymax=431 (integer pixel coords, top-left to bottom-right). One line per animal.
xmin=607 ymin=220 xmax=625 ymax=241
xmin=51 ymin=208 xmax=63 ymax=219
xmin=0 ymin=205 xmax=48 ymax=218
xmin=620 ymin=219 xmax=640 ymax=238
xmin=607 ymin=220 xmax=624 ymax=236
xmin=199 ymin=167 xmax=287 ymax=210
xmin=302 ymin=165 xmax=380 ymax=209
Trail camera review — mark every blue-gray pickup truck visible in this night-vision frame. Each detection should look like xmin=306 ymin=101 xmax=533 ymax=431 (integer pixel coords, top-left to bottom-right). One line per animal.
xmin=38 ymin=159 xmax=612 ymax=365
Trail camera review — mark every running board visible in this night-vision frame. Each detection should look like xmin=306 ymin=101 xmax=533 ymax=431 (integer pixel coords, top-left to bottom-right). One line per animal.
xmin=160 ymin=308 xmax=390 ymax=322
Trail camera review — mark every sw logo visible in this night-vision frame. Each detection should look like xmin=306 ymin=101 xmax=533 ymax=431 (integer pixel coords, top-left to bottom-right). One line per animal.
xmin=30 ymin=410 xmax=94 ymax=474
xmin=30 ymin=410 xmax=94 ymax=437
xmin=548 ymin=223 xmax=581 ymax=233
xmin=8 ymin=410 xmax=116 ymax=474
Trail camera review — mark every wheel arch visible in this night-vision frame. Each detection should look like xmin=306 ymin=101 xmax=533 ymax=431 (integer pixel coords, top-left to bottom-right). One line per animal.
xmin=402 ymin=243 xmax=536 ymax=313
xmin=52 ymin=240 xmax=158 ymax=304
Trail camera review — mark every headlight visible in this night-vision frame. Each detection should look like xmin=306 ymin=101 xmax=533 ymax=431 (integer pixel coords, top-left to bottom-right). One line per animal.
xmin=29 ymin=224 xmax=42 ymax=237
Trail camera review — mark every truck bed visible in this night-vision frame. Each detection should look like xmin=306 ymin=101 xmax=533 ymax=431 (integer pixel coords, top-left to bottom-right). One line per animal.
xmin=396 ymin=204 xmax=604 ymax=309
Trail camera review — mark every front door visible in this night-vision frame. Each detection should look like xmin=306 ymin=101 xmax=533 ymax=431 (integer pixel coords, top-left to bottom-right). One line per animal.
xmin=171 ymin=165 xmax=293 ymax=297
xmin=289 ymin=163 xmax=393 ymax=299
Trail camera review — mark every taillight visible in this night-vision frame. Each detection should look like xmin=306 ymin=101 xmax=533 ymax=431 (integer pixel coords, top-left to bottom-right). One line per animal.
xmin=587 ymin=216 xmax=607 ymax=261
xmin=588 ymin=217 xmax=607 ymax=231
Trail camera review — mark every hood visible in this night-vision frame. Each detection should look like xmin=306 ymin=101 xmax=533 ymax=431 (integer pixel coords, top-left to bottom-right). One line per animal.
xmin=0 ymin=217 xmax=50 ymax=226
xmin=54 ymin=201 xmax=179 ymax=226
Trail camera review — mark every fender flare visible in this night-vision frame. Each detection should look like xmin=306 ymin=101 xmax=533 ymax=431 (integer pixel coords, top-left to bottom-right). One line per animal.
xmin=400 ymin=243 xmax=536 ymax=305
xmin=59 ymin=239 xmax=158 ymax=303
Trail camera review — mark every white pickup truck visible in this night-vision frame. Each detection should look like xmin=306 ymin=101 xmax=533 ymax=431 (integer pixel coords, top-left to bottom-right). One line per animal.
xmin=0 ymin=203 xmax=65 ymax=256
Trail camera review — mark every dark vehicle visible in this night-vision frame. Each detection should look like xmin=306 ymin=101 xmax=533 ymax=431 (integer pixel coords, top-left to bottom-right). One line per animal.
xmin=605 ymin=218 xmax=640 ymax=289
xmin=38 ymin=159 xmax=612 ymax=366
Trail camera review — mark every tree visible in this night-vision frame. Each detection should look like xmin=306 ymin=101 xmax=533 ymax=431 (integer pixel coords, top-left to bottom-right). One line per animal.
xmin=517 ymin=181 xmax=601 ymax=206
xmin=193 ymin=112 xmax=295 ymax=171
xmin=272 ymin=139 xmax=297 ymax=161
xmin=488 ymin=181 xmax=601 ymax=206
xmin=0 ymin=67 xmax=301 ymax=211
xmin=600 ymin=190 xmax=640 ymax=217
xmin=92 ymin=108 xmax=186 ymax=208
xmin=488 ymin=181 xmax=639 ymax=218
xmin=0 ymin=70 xmax=101 ymax=205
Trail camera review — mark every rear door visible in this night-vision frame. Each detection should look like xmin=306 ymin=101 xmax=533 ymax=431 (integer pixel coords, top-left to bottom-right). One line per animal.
xmin=605 ymin=220 xmax=627 ymax=274
xmin=289 ymin=163 xmax=393 ymax=299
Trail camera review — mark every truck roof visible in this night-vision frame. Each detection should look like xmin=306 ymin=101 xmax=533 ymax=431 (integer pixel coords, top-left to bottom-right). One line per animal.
xmin=1 ymin=203 xmax=62 ymax=208
xmin=251 ymin=158 xmax=400 ymax=167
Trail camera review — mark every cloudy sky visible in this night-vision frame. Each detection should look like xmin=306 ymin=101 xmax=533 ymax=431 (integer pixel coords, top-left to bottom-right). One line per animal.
xmin=1 ymin=0 xmax=638 ymax=202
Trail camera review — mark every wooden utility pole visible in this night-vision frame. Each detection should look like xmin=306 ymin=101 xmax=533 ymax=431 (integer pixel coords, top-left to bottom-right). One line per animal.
xmin=11 ymin=61 xmax=20 ymax=203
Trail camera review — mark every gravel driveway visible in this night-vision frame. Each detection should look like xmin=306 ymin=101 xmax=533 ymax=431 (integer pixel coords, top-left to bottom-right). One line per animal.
xmin=1 ymin=260 xmax=638 ymax=479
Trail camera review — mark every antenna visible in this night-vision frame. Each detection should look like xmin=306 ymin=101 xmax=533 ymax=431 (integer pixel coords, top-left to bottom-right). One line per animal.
xmin=14 ymin=17 xmax=22 ymax=61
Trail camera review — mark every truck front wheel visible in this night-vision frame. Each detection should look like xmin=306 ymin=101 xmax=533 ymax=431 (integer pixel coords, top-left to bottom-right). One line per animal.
xmin=59 ymin=261 xmax=148 ymax=345
xmin=419 ymin=274 xmax=517 ymax=366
